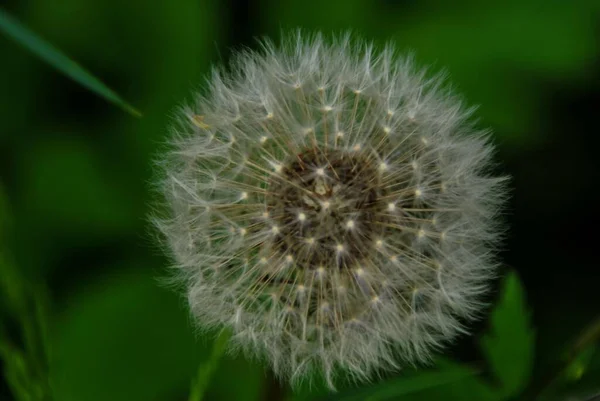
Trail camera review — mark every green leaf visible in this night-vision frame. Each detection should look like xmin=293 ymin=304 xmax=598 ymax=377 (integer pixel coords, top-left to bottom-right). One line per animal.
xmin=391 ymin=359 xmax=501 ymax=401
xmin=0 ymin=7 xmax=141 ymax=117
xmin=388 ymin=1 xmax=599 ymax=145
xmin=289 ymin=365 xmax=477 ymax=401
xmin=481 ymin=271 xmax=535 ymax=398
xmin=337 ymin=368 xmax=476 ymax=401
xmin=17 ymin=137 xmax=140 ymax=237
xmin=50 ymin=266 xmax=205 ymax=401
xmin=50 ymin=265 xmax=265 ymax=401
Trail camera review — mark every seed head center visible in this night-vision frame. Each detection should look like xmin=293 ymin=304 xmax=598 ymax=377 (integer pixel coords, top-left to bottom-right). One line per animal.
xmin=266 ymin=149 xmax=389 ymax=269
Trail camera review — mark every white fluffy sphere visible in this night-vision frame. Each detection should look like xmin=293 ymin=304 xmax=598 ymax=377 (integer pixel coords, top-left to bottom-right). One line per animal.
xmin=154 ymin=32 xmax=507 ymax=389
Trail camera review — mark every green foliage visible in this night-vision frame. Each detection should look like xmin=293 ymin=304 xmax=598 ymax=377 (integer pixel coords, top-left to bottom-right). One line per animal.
xmin=0 ymin=187 xmax=52 ymax=401
xmin=18 ymin=138 xmax=139 ymax=234
xmin=332 ymin=366 xmax=477 ymax=401
xmin=481 ymin=271 xmax=535 ymax=398
xmin=49 ymin=267 xmax=265 ymax=401
xmin=0 ymin=7 xmax=141 ymax=117
xmin=50 ymin=268 xmax=198 ymax=401
xmin=387 ymin=1 xmax=599 ymax=144
xmin=1 ymin=1 xmax=599 ymax=400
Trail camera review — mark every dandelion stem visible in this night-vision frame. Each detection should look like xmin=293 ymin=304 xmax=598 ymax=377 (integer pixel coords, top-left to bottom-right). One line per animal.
xmin=188 ymin=329 xmax=232 ymax=401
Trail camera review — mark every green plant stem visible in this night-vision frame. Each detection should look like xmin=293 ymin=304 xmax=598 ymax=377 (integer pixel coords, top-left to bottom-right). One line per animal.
xmin=188 ymin=329 xmax=232 ymax=401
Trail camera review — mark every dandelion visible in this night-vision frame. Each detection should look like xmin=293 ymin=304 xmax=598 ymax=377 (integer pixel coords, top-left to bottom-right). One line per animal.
xmin=154 ymin=32 xmax=507 ymax=389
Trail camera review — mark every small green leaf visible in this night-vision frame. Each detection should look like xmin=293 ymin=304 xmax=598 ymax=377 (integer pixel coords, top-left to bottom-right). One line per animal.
xmin=481 ymin=271 xmax=535 ymax=398
xmin=0 ymin=7 xmax=141 ymax=117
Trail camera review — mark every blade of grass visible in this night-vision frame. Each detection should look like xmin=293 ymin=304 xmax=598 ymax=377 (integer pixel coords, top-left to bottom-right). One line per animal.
xmin=0 ymin=7 xmax=142 ymax=118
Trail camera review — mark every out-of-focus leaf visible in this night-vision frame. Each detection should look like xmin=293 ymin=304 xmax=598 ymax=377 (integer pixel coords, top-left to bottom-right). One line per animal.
xmin=288 ymin=363 xmax=479 ymax=401
xmin=481 ymin=271 xmax=535 ymax=398
xmin=388 ymin=1 xmax=599 ymax=144
xmin=359 ymin=359 xmax=500 ymax=401
xmin=333 ymin=366 xmax=477 ymax=401
xmin=0 ymin=7 xmax=141 ymax=117
xmin=18 ymin=137 xmax=139 ymax=235
xmin=50 ymin=266 xmax=206 ymax=401
xmin=50 ymin=266 xmax=265 ymax=401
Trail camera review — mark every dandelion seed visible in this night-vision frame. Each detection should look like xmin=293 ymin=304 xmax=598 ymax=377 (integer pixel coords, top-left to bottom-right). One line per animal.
xmin=154 ymin=31 xmax=507 ymax=390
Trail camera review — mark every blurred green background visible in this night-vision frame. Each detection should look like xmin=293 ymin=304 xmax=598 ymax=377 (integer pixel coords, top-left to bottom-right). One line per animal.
xmin=1 ymin=0 xmax=599 ymax=400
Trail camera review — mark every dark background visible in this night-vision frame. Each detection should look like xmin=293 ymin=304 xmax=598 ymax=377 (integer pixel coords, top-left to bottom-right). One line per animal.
xmin=1 ymin=0 xmax=599 ymax=400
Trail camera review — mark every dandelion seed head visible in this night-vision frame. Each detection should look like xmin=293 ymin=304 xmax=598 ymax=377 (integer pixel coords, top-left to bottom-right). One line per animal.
xmin=154 ymin=31 xmax=507 ymax=390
